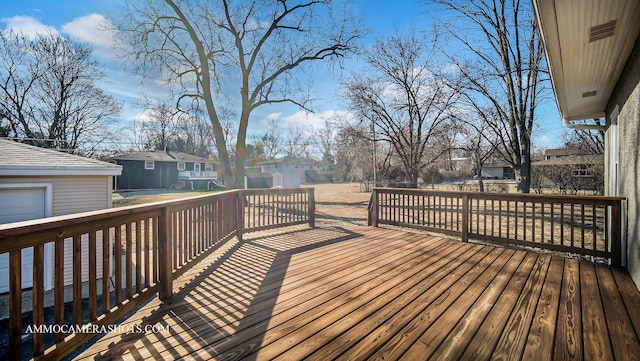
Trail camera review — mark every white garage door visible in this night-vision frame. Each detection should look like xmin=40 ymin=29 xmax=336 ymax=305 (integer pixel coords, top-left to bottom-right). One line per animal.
xmin=0 ymin=186 xmax=48 ymax=293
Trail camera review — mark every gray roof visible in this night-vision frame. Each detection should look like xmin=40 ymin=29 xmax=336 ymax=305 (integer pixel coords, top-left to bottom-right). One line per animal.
xmin=544 ymin=148 xmax=586 ymax=157
xmin=0 ymin=139 xmax=121 ymax=176
xmin=259 ymin=156 xmax=321 ymax=166
xmin=113 ymin=150 xmax=212 ymax=163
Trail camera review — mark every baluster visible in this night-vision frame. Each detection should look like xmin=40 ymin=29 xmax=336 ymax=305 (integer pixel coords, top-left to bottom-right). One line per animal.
xmin=89 ymin=231 xmax=97 ymax=320
xmin=33 ymin=244 xmax=45 ymax=356
xmin=102 ymin=228 xmax=110 ymax=313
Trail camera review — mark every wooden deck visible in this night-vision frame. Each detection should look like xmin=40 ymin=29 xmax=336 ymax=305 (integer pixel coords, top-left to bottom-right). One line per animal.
xmin=72 ymin=225 xmax=640 ymax=360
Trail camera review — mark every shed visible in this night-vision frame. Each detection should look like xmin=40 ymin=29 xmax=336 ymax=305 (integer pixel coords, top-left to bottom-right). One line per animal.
xmin=481 ymin=162 xmax=515 ymax=179
xmin=0 ymin=139 xmax=122 ymax=293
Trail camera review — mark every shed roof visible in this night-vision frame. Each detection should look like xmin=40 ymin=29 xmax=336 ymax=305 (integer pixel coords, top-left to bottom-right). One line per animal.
xmin=0 ymin=139 xmax=121 ymax=176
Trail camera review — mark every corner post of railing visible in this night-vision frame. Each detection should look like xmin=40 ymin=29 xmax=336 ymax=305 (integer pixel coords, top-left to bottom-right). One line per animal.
xmin=158 ymin=205 xmax=173 ymax=301
xmin=370 ymin=188 xmax=379 ymax=227
xmin=610 ymin=199 xmax=622 ymax=267
xmin=236 ymin=190 xmax=244 ymax=241
xmin=461 ymin=193 xmax=469 ymax=242
xmin=308 ymin=188 xmax=316 ymax=228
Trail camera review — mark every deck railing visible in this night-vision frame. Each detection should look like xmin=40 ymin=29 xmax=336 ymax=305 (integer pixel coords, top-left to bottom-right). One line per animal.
xmin=368 ymin=188 xmax=624 ymax=266
xmin=0 ymin=188 xmax=314 ymax=361
xmin=241 ymin=188 xmax=315 ymax=234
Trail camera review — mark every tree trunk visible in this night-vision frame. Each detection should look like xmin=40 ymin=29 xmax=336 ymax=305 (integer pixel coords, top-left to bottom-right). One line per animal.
xmin=515 ymin=159 xmax=531 ymax=193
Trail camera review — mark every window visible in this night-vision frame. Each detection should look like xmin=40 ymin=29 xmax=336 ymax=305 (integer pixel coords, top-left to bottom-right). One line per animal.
xmin=573 ymin=166 xmax=593 ymax=178
xmin=194 ymin=163 xmax=201 ymax=172
xmin=205 ymin=164 xmax=213 ymax=172
xmin=144 ymin=161 xmax=155 ymax=170
xmin=177 ymin=162 xmax=186 ymax=171
xmin=502 ymin=167 xmax=515 ymax=179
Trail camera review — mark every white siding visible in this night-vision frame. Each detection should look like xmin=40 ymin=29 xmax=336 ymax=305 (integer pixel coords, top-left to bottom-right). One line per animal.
xmin=0 ymin=175 xmax=113 ymax=287
xmin=481 ymin=167 xmax=504 ymax=179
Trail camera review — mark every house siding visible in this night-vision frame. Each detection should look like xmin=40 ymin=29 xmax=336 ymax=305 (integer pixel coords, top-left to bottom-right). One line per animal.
xmin=0 ymin=175 xmax=111 ymax=286
xmin=606 ymin=34 xmax=640 ymax=288
xmin=115 ymin=160 xmax=179 ymax=189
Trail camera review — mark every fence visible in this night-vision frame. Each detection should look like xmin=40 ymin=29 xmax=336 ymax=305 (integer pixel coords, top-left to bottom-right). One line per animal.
xmin=368 ymin=188 xmax=624 ymax=266
xmin=0 ymin=188 xmax=314 ymax=360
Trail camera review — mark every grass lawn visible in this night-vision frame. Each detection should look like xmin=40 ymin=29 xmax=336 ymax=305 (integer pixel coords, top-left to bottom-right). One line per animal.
xmin=112 ymin=189 xmax=222 ymax=207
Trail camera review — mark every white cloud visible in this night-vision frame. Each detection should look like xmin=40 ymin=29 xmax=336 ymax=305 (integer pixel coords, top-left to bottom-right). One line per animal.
xmin=259 ymin=110 xmax=355 ymax=131
xmin=129 ymin=109 xmax=154 ymax=123
xmin=1 ymin=15 xmax=58 ymax=37
xmin=61 ymin=13 xmax=122 ymax=61
xmin=267 ymin=112 xmax=282 ymax=121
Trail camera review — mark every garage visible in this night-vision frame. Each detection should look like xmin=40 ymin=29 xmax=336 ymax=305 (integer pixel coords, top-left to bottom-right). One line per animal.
xmin=0 ymin=139 xmax=121 ymax=296
xmin=0 ymin=185 xmax=52 ymax=292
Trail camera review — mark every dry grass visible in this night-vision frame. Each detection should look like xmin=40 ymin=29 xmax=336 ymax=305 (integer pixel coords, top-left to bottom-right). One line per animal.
xmin=112 ymin=190 xmax=220 ymax=207
xmin=303 ymin=183 xmax=372 ymax=226
xmin=112 ymin=184 xmax=374 ymax=224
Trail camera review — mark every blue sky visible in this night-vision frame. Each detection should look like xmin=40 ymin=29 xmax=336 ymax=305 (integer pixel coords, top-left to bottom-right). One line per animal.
xmin=0 ymin=0 xmax=563 ymax=150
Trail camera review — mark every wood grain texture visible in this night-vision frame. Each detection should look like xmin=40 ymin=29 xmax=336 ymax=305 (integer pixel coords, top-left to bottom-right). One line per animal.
xmin=554 ymin=258 xmax=582 ymax=360
xmin=522 ymin=257 xmax=564 ymax=361
xmin=597 ymin=266 xmax=640 ymax=360
xmin=580 ymin=262 xmax=613 ymax=360
xmin=68 ymin=225 xmax=640 ymax=361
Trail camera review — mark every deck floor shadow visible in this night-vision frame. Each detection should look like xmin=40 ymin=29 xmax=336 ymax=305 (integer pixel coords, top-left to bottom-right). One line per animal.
xmin=72 ymin=224 xmax=640 ymax=361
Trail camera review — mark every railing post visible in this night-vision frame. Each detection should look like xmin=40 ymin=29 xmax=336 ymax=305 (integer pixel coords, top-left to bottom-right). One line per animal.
xmin=461 ymin=193 xmax=469 ymax=242
xmin=308 ymin=188 xmax=316 ymax=228
xmin=370 ymin=189 xmax=379 ymax=227
xmin=158 ymin=205 xmax=173 ymax=301
xmin=236 ymin=191 xmax=244 ymax=241
xmin=611 ymin=200 xmax=622 ymax=267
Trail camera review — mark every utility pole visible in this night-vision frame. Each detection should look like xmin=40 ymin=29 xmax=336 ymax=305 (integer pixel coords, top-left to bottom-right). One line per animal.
xmin=371 ymin=120 xmax=377 ymax=187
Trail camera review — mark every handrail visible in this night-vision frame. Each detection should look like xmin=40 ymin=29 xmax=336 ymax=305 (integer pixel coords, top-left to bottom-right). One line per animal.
xmin=0 ymin=188 xmax=315 ymax=361
xmin=368 ymin=188 xmax=625 ymax=267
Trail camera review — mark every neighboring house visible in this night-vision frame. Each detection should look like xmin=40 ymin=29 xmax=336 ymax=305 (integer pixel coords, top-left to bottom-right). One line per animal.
xmin=533 ymin=0 xmax=640 ymax=287
xmin=533 ymin=154 xmax=604 ymax=176
xmin=0 ymin=139 xmax=122 ymax=293
xmin=244 ymin=166 xmax=273 ymax=189
xmin=112 ymin=150 xmax=217 ymax=190
xmin=480 ymin=161 xmax=515 ymax=179
xmin=544 ymin=147 xmax=585 ymax=160
xmin=532 ymin=154 xmax=605 ymax=193
xmin=258 ymin=157 xmax=333 ymax=188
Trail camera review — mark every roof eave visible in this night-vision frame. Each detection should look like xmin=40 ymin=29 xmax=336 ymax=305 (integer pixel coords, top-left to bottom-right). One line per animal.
xmin=0 ymin=166 xmax=122 ymax=176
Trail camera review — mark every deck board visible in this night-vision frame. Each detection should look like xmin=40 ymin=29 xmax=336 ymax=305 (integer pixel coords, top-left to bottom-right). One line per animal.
xmin=71 ymin=225 xmax=640 ymax=361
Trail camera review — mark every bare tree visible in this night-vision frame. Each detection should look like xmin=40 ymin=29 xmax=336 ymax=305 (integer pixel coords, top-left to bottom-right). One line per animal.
xmin=429 ymin=0 xmax=548 ymax=193
xmin=174 ymin=112 xmax=216 ymax=157
xmin=458 ymin=115 xmax=498 ymax=192
xmin=251 ymin=118 xmax=283 ymax=160
xmin=145 ymin=103 xmax=178 ymax=150
xmin=333 ymin=123 xmax=392 ymax=184
xmin=313 ymin=118 xmax=337 ymax=166
xmin=0 ymin=31 xmax=121 ymax=155
xmin=343 ymin=31 xmax=459 ymax=187
xmin=535 ymin=155 xmax=604 ymax=195
xmin=117 ymin=0 xmax=362 ymax=187
xmin=562 ymin=118 xmax=605 ymax=155
xmin=284 ymin=124 xmax=311 ymax=158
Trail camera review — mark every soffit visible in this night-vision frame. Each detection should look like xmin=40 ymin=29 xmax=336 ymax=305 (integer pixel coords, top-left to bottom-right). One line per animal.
xmin=534 ymin=0 xmax=640 ymax=120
